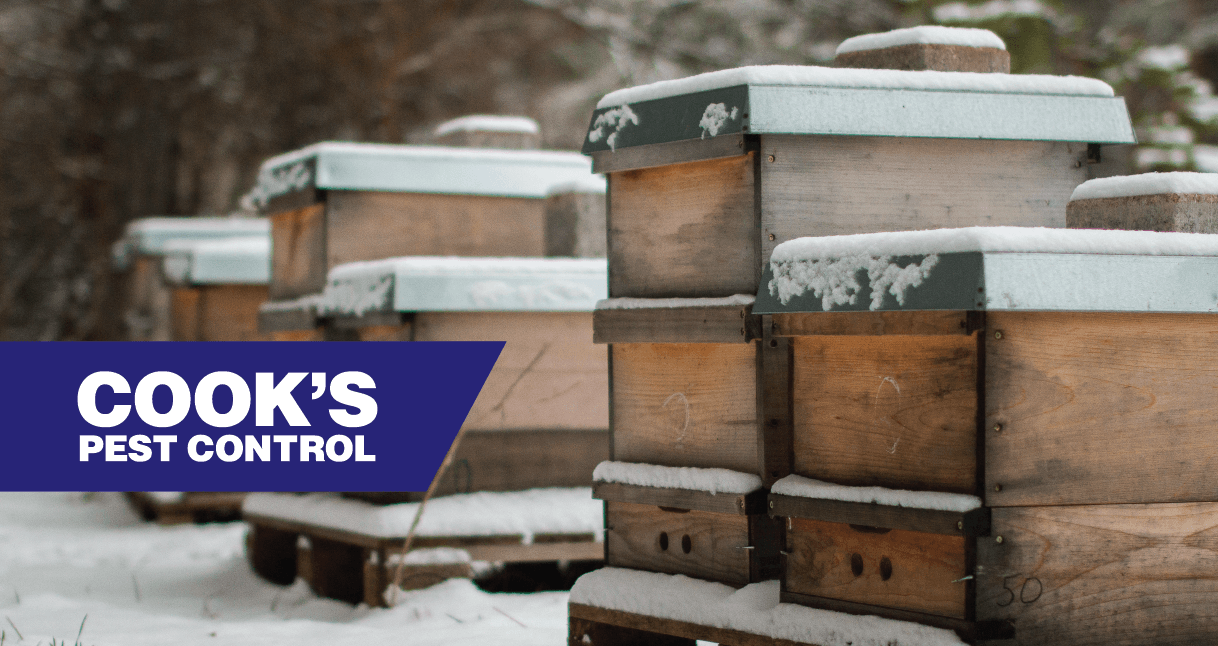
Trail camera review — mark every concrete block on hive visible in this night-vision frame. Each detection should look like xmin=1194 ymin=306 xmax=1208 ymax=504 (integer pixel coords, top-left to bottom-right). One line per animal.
xmin=1067 ymin=171 xmax=1218 ymax=232
xmin=582 ymin=58 xmax=1134 ymax=298
xmin=430 ymin=114 xmax=541 ymax=150
xmin=834 ymin=26 xmax=1010 ymax=73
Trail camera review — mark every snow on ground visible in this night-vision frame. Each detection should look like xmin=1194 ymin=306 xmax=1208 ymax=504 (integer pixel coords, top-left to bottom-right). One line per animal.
xmin=0 ymin=493 xmax=571 ymax=646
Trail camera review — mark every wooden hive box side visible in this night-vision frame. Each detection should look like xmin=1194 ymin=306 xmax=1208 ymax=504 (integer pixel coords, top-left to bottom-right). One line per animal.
xmin=269 ymin=202 xmax=326 ymax=300
xmin=325 ymin=190 xmax=546 ymax=269
xmin=605 ymin=500 xmax=752 ymax=586
xmin=170 ymin=286 xmax=202 ymax=342
xmin=197 ymin=284 xmax=272 ymax=341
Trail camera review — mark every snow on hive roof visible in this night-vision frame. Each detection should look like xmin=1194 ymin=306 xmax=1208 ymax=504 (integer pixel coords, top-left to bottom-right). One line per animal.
xmin=112 ymin=216 xmax=269 ymax=270
xmin=161 ymin=236 xmax=270 ymax=286
xmin=245 ymin=142 xmax=595 ymax=209
xmin=836 ymin=26 xmax=1006 ymax=55
xmin=313 ymin=256 xmax=607 ymax=316
xmin=593 ymin=461 xmax=763 ymax=495
xmin=770 ymin=226 xmax=1218 ymax=262
xmin=570 ymin=568 xmax=967 ymax=646
xmin=596 ymin=65 xmax=1112 ymax=109
xmin=771 ymin=475 xmax=981 ymax=513
xmin=546 ymin=175 xmax=607 ymax=196
xmin=243 ymin=489 xmax=602 ymax=540
xmin=1070 ymin=172 xmax=1218 ymax=201
xmin=433 ymin=115 xmax=540 ymax=136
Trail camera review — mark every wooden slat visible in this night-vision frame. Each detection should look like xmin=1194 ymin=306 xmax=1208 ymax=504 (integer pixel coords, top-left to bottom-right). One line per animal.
xmin=608 ymin=154 xmax=757 ymax=298
xmin=414 ymin=311 xmax=608 ymax=431
xmin=759 ymin=136 xmax=1085 ymax=263
xmin=198 ymin=285 xmax=272 ymax=341
xmin=611 ymin=343 xmax=759 ymax=474
xmin=545 ymin=190 xmax=606 ymax=258
xmin=758 ymin=315 xmax=793 ymax=486
xmin=170 ymin=287 xmax=201 ymax=341
xmin=772 ymin=311 xmax=979 ymax=337
xmin=985 ymin=311 xmax=1218 ymax=506
xmin=259 ymin=305 xmax=318 ymax=333
xmin=792 ymin=334 xmax=978 ymax=494
xmin=570 ymin=603 xmax=794 ymax=646
xmin=464 ymin=540 xmax=603 ymax=563
xmin=590 ymin=133 xmax=751 ymax=173
xmin=270 ymin=202 xmax=326 ymax=300
xmin=785 ymin=517 xmax=968 ymax=619
xmin=769 ymin=494 xmax=990 ymax=537
xmin=325 ymin=190 xmax=545 ymax=270
xmin=779 ymin=592 xmax=1013 ymax=642
xmin=593 ymin=305 xmax=759 ymax=344
xmin=270 ymin=328 xmax=324 ymax=341
xmin=605 ymin=501 xmax=752 ymax=586
xmin=593 ymin=481 xmax=765 ymax=516
xmin=976 ymin=503 xmax=1218 ymax=645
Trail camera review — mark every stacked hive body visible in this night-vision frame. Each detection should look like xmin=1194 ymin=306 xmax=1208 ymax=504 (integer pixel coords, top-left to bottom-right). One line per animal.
xmin=571 ymin=27 xmax=1140 ymax=646
xmin=242 ymin=121 xmax=613 ymax=605
xmin=113 ymin=216 xmax=269 ymax=524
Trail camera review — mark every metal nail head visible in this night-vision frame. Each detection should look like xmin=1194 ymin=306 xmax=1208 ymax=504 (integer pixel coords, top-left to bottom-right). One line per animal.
xmin=993 ymin=423 xmax=1002 ymax=433
xmin=767 ymin=155 xmax=776 ymax=162
xmin=994 ymin=331 xmax=1004 ymax=340
xmin=996 ymin=535 xmax=1004 ymax=544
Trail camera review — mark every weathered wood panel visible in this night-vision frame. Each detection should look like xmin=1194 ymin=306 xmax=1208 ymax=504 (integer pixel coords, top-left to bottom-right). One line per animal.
xmin=792 ymin=334 xmax=978 ymax=494
xmin=608 ymin=154 xmax=757 ymax=298
xmin=326 ymin=190 xmax=545 ymax=270
xmin=270 ymin=202 xmax=326 ymax=299
xmin=773 ymin=311 xmax=977 ymax=337
xmin=759 ymin=136 xmax=1085 ymax=263
xmin=611 ymin=343 xmax=759 ymax=473
xmin=545 ymin=190 xmax=606 ymax=258
xmin=976 ymin=503 xmax=1218 ymax=645
xmin=786 ymin=517 xmax=968 ymax=620
xmin=770 ymin=494 xmax=990 ymax=537
xmin=270 ymin=329 xmax=324 ymax=341
xmin=170 ymin=287 xmax=201 ymax=341
xmin=593 ymin=482 xmax=766 ymax=516
xmin=985 ymin=311 xmax=1218 ymax=506
xmin=434 ymin=429 xmax=608 ymax=494
xmin=605 ymin=501 xmax=751 ymax=585
xmin=414 ymin=312 xmax=607 ymax=431
xmin=356 ymin=323 xmax=413 ymax=341
xmin=593 ymin=304 xmax=759 ymax=344
xmin=197 ymin=285 xmax=272 ymax=341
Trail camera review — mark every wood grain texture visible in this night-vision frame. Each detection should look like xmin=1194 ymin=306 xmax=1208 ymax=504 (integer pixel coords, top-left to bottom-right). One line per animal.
xmin=611 ymin=343 xmax=759 ymax=474
xmin=197 ymin=285 xmax=272 ymax=341
xmin=355 ymin=322 xmax=413 ymax=341
xmin=773 ymin=311 xmax=976 ymax=337
xmin=985 ymin=311 xmax=1218 ymax=506
xmin=545 ymin=190 xmax=606 ymax=258
xmin=570 ymin=603 xmax=804 ymax=646
xmin=976 ymin=503 xmax=1218 ymax=645
xmin=325 ymin=190 xmax=545 ymax=269
xmin=270 ymin=202 xmax=326 ymax=299
xmin=433 ymin=428 xmax=608 ymax=494
xmin=759 ymin=136 xmax=1085 ymax=264
xmin=792 ymin=334 xmax=978 ymax=494
xmin=593 ymin=482 xmax=765 ymax=515
xmin=607 ymin=154 xmax=757 ymax=298
xmin=593 ymin=304 xmax=758 ymax=344
xmin=785 ymin=517 xmax=968 ymax=619
xmin=170 ymin=287 xmax=201 ymax=341
xmin=605 ymin=501 xmax=752 ymax=585
xmin=769 ymin=494 xmax=989 ymax=537
xmin=270 ymin=329 xmax=324 ymax=341
xmin=414 ymin=312 xmax=607 ymax=431
xmin=759 ymin=317 xmax=794 ymax=485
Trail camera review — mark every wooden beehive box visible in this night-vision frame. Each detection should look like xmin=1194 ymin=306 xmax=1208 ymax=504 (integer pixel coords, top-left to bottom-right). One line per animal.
xmin=113 ymin=217 xmax=269 ymax=340
xmin=753 ymin=226 xmax=1218 ymax=644
xmin=581 ymin=62 xmax=1134 ymax=299
xmin=161 ymin=235 xmax=272 ymax=341
xmin=246 ymin=141 xmax=597 ymax=302
xmin=263 ymin=256 xmax=611 ymax=496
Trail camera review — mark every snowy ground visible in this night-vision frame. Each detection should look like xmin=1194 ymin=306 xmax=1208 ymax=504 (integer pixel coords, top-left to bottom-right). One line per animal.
xmin=0 ymin=493 xmax=571 ymax=646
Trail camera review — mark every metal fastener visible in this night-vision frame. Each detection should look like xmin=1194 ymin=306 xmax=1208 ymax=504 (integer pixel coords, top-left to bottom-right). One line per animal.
xmin=993 ymin=423 xmax=1002 ymax=433
xmin=769 ymin=500 xmax=775 ymax=509
xmin=767 ymin=155 xmax=776 ymax=162
xmin=740 ymin=327 xmax=746 ymax=336
xmin=994 ymin=331 xmax=1004 ymax=340
xmin=957 ymin=520 xmax=964 ymax=530
xmin=994 ymin=483 xmax=1003 ymax=492
xmin=768 ymin=233 xmax=776 ymax=241
xmin=995 ymin=535 xmax=1004 ymax=544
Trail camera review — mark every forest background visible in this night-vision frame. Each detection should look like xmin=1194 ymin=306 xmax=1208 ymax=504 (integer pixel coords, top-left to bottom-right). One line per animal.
xmin=0 ymin=0 xmax=1210 ymax=340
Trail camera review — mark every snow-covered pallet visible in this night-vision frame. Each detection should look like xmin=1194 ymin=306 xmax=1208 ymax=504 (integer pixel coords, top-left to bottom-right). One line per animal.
xmin=160 ymin=235 xmax=272 ymax=341
xmin=112 ymin=216 xmax=269 ymax=341
xmin=242 ymin=491 xmax=604 ymax=607
xmin=124 ymin=491 xmax=246 ymax=525
xmin=246 ymin=140 xmax=601 ymax=302
xmin=581 ymin=59 xmax=1134 ymax=301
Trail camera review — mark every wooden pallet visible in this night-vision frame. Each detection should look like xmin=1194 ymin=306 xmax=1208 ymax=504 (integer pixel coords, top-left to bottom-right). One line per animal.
xmin=125 ymin=492 xmax=246 ymax=525
xmin=245 ymin=511 xmax=604 ymax=606
xmin=571 ymin=603 xmax=790 ymax=646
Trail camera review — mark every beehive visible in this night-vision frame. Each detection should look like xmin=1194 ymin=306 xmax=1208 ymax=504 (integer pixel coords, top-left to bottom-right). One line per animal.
xmin=161 ymin=235 xmax=271 ymax=341
xmin=756 ymin=226 xmax=1218 ymax=644
xmin=112 ymin=216 xmax=269 ymax=340
xmin=246 ymin=141 xmax=596 ymax=301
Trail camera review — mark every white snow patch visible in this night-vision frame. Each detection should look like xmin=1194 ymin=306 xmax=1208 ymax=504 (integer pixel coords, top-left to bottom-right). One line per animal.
xmin=592 ymin=461 xmax=762 ymax=495
xmin=771 ymin=475 xmax=981 ymax=513
xmin=587 ymin=105 xmax=639 ymax=150
xmin=570 ymin=568 xmax=966 ymax=646
xmin=698 ymin=103 xmax=741 ymax=138
xmin=161 ymin=236 xmax=270 ymax=285
xmin=596 ymin=64 xmax=1112 ymax=109
xmin=144 ymin=492 xmax=185 ymax=503
xmin=595 ymin=294 xmax=755 ymax=310
xmin=769 ymin=253 xmax=940 ymax=309
xmin=1071 ymin=172 xmax=1218 ymax=200
xmin=243 ymin=489 xmax=602 ymax=542
xmin=114 ymin=216 xmax=269 ymax=270
xmin=836 ymin=26 xmax=1005 ymax=55
xmin=934 ymin=0 xmax=1052 ymax=22
xmin=434 ymin=115 xmax=540 ymax=136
